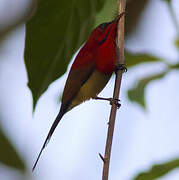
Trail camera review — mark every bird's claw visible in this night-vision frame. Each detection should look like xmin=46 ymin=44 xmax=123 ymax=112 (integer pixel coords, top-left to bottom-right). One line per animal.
xmin=95 ymin=97 xmax=121 ymax=109
xmin=109 ymin=98 xmax=121 ymax=109
xmin=115 ymin=64 xmax=127 ymax=74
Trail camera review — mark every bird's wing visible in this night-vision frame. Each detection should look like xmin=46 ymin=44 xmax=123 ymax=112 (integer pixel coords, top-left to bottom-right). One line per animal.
xmin=60 ymin=59 xmax=96 ymax=114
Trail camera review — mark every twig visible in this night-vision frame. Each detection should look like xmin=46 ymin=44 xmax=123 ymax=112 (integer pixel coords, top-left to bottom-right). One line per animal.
xmin=102 ymin=1 xmax=126 ymax=180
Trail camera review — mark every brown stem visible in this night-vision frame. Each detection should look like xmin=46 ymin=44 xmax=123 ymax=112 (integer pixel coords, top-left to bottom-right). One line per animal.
xmin=102 ymin=1 xmax=126 ymax=180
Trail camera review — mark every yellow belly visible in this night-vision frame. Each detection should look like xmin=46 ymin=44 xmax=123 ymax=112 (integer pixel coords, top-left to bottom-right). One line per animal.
xmin=68 ymin=71 xmax=111 ymax=111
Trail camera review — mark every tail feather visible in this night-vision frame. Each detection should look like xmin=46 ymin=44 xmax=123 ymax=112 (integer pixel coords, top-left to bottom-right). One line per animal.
xmin=32 ymin=110 xmax=64 ymax=171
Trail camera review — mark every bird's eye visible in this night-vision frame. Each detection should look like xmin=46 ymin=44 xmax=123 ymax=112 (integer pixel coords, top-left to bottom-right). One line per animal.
xmin=98 ymin=22 xmax=111 ymax=31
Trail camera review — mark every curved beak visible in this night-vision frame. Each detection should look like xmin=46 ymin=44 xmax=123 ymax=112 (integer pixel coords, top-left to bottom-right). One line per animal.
xmin=112 ymin=12 xmax=125 ymax=24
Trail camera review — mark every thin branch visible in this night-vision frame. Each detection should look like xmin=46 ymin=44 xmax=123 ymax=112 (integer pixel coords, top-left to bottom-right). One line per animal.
xmin=102 ymin=1 xmax=126 ymax=180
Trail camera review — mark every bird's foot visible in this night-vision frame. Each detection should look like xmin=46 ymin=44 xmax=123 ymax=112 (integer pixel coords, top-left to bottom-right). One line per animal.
xmin=95 ymin=96 xmax=121 ymax=108
xmin=115 ymin=64 xmax=127 ymax=74
xmin=109 ymin=98 xmax=121 ymax=108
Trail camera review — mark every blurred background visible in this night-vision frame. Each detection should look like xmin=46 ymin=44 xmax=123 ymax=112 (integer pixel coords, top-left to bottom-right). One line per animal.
xmin=0 ymin=0 xmax=179 ymax=179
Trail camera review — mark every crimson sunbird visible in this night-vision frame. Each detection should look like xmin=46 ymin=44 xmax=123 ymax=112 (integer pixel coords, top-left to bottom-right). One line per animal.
xmin=32 ymin=13 xmax=125 ymax=171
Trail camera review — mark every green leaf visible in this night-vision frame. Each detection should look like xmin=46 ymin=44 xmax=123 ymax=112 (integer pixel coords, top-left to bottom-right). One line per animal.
xmin=128 ymin=71 xmax=167 ymax=108
xmin=94 ymin=0 xmax=117 ymax=26
xmin=169 ymin=63 xmax=179 ymax=69
xmin=0 ymin=126 xmax=26 ymax=171
xmin=174 ymin=38 xmax=179 ymax=49
xmin=162 ymin=0 xmax=171 ymax=3
xmin=24 ymin=0 xmax=106 ymax=110
xmin=125 ymin=51 xmax=163 ymax=68
xmin=133 ymin=158 xmax=179 ymax=180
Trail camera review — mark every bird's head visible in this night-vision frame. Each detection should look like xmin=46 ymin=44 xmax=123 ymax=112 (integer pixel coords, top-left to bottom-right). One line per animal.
xmin=87 ymin=13 xmax=125 ymax=45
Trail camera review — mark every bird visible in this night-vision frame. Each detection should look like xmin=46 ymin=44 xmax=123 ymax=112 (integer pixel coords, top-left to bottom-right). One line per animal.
xmin=32 ymin=13 xmax=125 ymax=171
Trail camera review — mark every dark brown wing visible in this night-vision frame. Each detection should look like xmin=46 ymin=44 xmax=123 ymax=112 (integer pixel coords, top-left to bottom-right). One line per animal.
xmin=60 ymin=60 xmax=96 ymax=114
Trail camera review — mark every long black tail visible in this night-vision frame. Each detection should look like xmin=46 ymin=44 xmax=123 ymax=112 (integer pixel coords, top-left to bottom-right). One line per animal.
xmin=32 ymin=110 xmax=64 ymax=171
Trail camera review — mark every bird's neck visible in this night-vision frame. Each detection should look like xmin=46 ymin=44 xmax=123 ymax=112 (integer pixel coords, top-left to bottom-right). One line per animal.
xmin=95 ymin=37 xmax=117 ymax=74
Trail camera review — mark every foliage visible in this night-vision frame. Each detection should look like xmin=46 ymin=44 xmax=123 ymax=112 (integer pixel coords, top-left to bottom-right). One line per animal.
xmin=175 ymin=38 xmax=179 ymax=49
xmin=128 ymin=70 xmax=168 ymax=108
xmin=0 ymin=125 xmax=26 ymax=171
xmin=25 ymin=0 xmax=107 ymax=109
xmin=133 ymin=158 xmax=179 ymax=180
xmin=125 ymin=52 xmax=163 ymax=67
